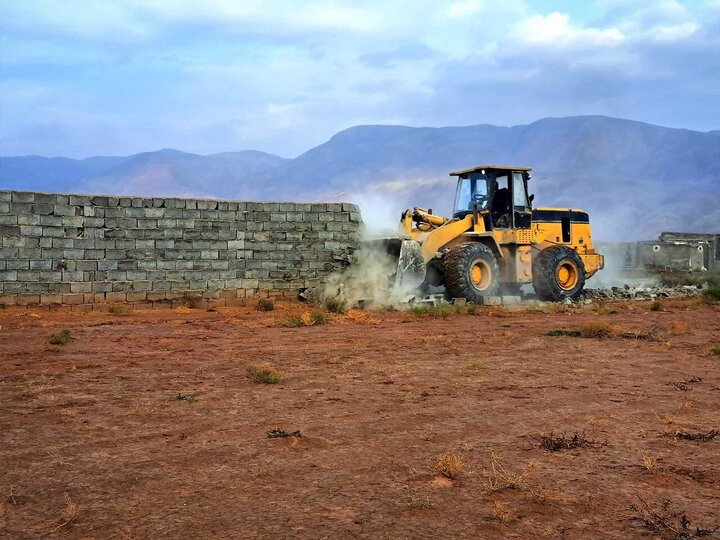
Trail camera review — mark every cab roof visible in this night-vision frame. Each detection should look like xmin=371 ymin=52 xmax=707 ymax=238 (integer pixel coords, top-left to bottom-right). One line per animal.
xmin=450 ymin=165 xmax=532 ymax=177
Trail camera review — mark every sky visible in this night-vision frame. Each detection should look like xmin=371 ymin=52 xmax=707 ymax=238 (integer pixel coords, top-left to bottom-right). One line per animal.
xmin=1 ymin=0 xmax=719 ymax=158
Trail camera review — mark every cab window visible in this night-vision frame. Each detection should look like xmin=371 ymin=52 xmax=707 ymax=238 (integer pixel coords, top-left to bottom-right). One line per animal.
xmin=512 ymin=172 xmax=529 ymax=210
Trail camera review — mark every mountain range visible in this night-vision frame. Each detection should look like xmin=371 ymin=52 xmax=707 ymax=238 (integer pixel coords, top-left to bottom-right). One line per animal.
xmin=2 ymin=115 xmax=718 ymax=241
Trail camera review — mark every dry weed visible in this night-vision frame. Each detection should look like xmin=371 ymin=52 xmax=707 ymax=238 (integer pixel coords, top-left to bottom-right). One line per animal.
xmin=642 ymin=454 xmax=657 ymax=473
xmin=527 ymin=488 xmax=577 ymax=505
xmin=434 ymin=451 xmax=464 ymax=479
xmin=48 ymin=493 xmax=78 ymax=534
xmin=678 ymin=400 xmax=695 ymax=411
xmin=654 ymin=411 xmax=678 ymax=425
xmin=482 ymin=453 xmax=535 ymax=492
xmin=490 ymin=500 xmax=514 ymax=525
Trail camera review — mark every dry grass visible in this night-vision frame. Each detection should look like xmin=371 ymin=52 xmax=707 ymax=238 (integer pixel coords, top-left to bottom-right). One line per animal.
xmin=579 ymin=322 xmax=616 ymax=338
xmin=466 ymin=360 xmax=485 ymax=371
xmin=642 ymin=454 xmax=657 ymax=473
xmin=481 ymin=453 xmax=535 ymax=492
xmin=548 ymin=323 xmax=661 ymax=341
xmin=434 ymin=451 xmax=465 ymax=479
xmin=246 ymin=364 xmax=283 ymax=384
xmin=668 ymin=320 xmax=692 ymax=335
xmin=410 ymin=305 xmax=455 ymax=319
xmin=283 ymin=309 xmax=327 ymax=327
xmin=343 ymin=309 xmax=380 ymax=325
xmin=48 ymin=493 xmax=78 ymax=534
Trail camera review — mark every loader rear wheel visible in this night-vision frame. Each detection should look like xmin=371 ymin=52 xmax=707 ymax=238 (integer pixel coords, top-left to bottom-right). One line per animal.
xmin=532 ymin=246 xmax=586 ymax=301
xmin=443 ymin=242 xmax=499 ymax=302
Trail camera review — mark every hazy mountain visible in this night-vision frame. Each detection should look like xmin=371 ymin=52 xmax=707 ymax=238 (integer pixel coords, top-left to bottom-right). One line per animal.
xmin=1 ymin=116 xmax=718 ymax=240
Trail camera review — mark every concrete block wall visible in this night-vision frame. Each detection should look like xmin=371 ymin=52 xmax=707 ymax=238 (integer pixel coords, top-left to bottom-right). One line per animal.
xmin=0 ymin=191 xmax=362 ymax=309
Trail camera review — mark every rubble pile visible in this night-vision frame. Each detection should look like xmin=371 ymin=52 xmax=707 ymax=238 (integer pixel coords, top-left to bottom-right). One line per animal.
xmin=582 ymin=283 xmax=706 ymax=302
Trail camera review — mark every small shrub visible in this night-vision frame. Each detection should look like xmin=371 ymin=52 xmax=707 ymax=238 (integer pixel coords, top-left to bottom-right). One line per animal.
xmin=546 ymin=329 xmax=581 ymax=337
xmin=325 ymin=298 xmax=346 ymax=313
xmin=107 ymin=304 xmax=130 ymax=315
xmin=247 ymin=364 xmax=283 ymax=384
xmin=532 ymin=431 xmax=605 ymax=452
xmin=256 ymin=299 xmax=275 ymax=312
xmin=703 ymin=284 xmax=720 ymax=303
xmin=664 ymin=429 xmax=718 ymax=442
xmin=311 ymin=311 xmax=327 ymax=325
xmin=712 ymin=345 xmax=720 ymax=356
xmin=630 ymin=496 xmax=716 ymax=539
xmin=48 ymin=329 xmax=72 ymax=346
xmin=434 ymin=451 xmax=464 ymax=479
xmin=175 ymin=393 xmax=196 ymax=402
xmin=649 ymin=301 xmax=662 ymax=312
xmin=267 ymin=428 xmax=301 ymax=438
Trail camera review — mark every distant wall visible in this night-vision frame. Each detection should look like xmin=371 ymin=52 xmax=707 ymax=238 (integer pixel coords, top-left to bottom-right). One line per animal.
xmin=598 ymin=232 xmax=719 ymax=273
xmin=0 ymin=191 xmax=361 ymax=308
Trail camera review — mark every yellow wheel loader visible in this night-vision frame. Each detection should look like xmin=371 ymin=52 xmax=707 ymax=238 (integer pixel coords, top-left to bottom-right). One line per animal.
xmin=380 ymin=165 xmax=604 ymax=302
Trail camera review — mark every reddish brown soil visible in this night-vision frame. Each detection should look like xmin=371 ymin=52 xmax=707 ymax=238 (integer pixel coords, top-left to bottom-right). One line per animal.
xmin=1 ymin=299 xmax=719 ymax=539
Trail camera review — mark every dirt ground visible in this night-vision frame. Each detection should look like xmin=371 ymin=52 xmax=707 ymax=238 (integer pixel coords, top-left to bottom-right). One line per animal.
xmin=1 ymin=298 xmax=719 ymax=539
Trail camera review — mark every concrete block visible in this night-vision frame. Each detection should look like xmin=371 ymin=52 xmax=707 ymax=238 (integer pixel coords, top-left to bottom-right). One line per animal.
xmin=62 ymin=293 xmax=85 ymax=304
xmin=479 ymin=296 xmax=502 ymax=306
xmin=32 ymin=203 xmax=55 ymax=215
xmin=0 ymin=215 xmax=19 ymax=225
xmin=53 ymin=205 xmax=77 ymax=217
xmin=0 ymin=225 xmax=21 ymax=236
xmin=12 ymin=192 xmax=35 ymax=203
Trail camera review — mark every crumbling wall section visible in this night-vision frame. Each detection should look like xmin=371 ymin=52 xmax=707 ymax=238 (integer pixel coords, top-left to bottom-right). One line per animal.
xmin=0 ymin=191 xmax=361 ymax=308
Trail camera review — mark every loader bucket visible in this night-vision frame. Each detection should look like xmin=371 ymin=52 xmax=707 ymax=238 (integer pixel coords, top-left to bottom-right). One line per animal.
xmin=359 ymin=238 xmax=427 ymax=294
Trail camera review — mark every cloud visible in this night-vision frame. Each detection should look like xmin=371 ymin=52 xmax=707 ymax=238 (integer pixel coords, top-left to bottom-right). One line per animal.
xmin=446 ymin=0 xmax=485 ymax=18
xmin=516 ymin=12 xmax=624 ymax=47
xmin=0 ymin=1 xmax=718 ymax=158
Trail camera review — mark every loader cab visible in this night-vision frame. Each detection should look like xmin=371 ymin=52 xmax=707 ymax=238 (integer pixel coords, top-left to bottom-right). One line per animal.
xmin=451 ymin=165 xmax=533 ymax=229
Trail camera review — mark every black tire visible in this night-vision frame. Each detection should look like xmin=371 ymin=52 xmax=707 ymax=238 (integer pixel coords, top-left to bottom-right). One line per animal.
xmin=532 ymin=246 xmax=586 ymax=301
xmin=442 ymin=242 xmax=500 ymax=302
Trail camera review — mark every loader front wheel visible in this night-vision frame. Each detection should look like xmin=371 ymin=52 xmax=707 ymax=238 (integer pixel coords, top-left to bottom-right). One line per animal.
xmin=532 ymin=246 xmax=586 ymax=301
xmin=443 ymin=242 xmax=500 ymax=302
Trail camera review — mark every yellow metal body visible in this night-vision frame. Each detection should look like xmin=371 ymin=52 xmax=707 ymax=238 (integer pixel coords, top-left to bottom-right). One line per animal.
xmin=400 ymin=206 xmax=604 ymax=284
